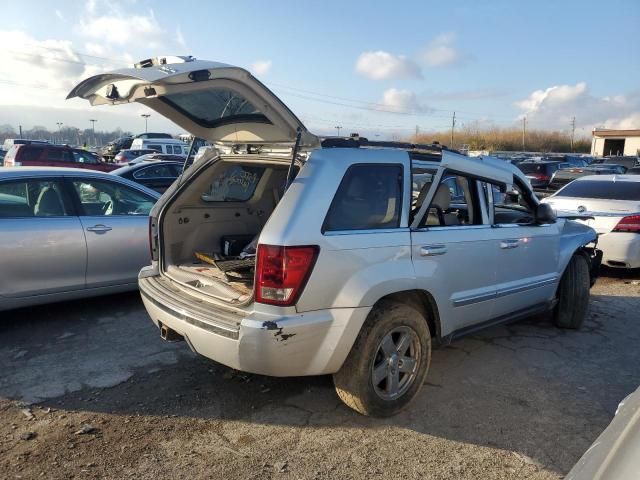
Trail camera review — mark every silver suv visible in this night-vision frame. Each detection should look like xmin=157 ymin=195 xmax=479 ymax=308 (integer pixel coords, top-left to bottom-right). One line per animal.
xmin=70 ymin=57 xmax=602 ymax=416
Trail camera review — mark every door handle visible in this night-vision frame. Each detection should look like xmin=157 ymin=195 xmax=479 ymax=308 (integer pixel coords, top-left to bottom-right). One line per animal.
xmin=86 ymin=224 xmax=112 ymax=233
xmin=500 ymin=239 xmax=520 ymax=249
xmin=420 ymin=244 xmax=447 ymax=256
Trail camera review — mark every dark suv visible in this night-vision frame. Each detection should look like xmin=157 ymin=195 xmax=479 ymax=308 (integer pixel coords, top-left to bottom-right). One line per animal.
xmin=4 ymin=144 xmax=118 ymax=172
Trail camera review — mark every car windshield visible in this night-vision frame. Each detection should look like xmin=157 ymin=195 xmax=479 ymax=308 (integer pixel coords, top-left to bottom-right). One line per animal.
xmin=558 ymin=180 xmax=640 ymax=201
xmin=519 ymin=164 xmax=545 ymax=174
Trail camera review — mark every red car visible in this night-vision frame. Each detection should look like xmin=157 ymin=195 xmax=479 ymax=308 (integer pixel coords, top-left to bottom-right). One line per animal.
xmin=3 ymin=144 xmax=118 ymax=172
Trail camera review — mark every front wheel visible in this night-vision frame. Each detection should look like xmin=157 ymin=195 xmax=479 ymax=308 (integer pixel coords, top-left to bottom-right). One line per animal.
xmin=553 ymin=254 xmax=590 ymax=329
xmin=333 ymin=301 xmax=431 ymax=417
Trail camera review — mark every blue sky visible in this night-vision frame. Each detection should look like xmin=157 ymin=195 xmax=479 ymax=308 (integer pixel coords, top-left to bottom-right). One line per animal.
xmin=0 ymin=0 xmax=638 ymax=139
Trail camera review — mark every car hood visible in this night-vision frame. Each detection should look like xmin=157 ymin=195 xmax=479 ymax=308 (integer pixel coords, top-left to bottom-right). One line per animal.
xmin=67 ymin=56 xmax=319 ymax=148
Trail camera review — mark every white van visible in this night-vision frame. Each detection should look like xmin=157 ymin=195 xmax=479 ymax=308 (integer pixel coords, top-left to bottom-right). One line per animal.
xmin=130 ymin=138 xmax=188 ymax=156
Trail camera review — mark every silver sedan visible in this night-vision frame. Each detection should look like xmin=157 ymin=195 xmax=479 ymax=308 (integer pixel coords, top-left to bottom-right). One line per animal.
xmin=0 ymin=167 xmax=160 ymax=311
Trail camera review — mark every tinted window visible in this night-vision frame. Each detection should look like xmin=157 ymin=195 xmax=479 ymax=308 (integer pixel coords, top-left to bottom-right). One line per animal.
xmin=133 ymin=165 xmax=178 ymax=179
xmin=147 ymin=145 xmax=162 ymax=152
xmin=46 ymin=149 xmax=73 ymax=163
xmin=71 ymin=179 xmax=155 ymax=216
xmin=161 ymin=89 xmax=269 ymax=128
xmin=72 ymin=150 xmax=98 ymax=164
xmin=202 ymin=165 xmax=266 ymax=202
xmin=0 ymin=180 xmax=68 ymax=217
xmin=323 ymin=164 xmax=403 ymax=232
xmin=20 ymin=146 xmax=44 ymax=161
xmin=558 ymin=180 xmax=640 ymax=201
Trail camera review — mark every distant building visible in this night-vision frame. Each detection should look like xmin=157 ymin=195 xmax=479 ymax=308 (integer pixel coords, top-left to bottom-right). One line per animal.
xmin=591 ymin=128 xmax=640 ymax=157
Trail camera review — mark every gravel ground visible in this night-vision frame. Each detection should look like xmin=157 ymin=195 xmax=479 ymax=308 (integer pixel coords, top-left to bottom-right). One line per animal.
xmin=1 ymin=269 xmax=639 ymax=479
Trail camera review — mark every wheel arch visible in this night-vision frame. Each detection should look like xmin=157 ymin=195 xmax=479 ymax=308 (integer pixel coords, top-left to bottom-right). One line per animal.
xmin=372 ymin=289 xmax=442 ymax=340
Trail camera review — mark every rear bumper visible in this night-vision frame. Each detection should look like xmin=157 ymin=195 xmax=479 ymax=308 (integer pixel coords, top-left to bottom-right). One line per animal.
xmin=598 ymin=232 xmax=640 ymax=269
xmin=138 ymin=271 xmax=371 ymax=376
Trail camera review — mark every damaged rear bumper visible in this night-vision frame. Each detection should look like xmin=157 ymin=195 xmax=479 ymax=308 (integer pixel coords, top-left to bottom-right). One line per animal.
xmin=138 ymin=271 xmax=370 ymax=376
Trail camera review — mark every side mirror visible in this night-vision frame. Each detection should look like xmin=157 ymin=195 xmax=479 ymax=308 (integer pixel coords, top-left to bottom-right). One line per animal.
xmin=536 ymin=203 xmax=556 ymax=224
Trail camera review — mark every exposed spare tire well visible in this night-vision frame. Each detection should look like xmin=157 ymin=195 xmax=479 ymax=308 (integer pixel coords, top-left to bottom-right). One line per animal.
xmin=374 ymin=290 xmax=440 ymax=340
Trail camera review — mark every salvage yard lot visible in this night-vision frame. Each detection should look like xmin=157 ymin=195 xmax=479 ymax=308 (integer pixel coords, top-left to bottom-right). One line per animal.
xmin=1 ymin=270 xmax=639 ymax=479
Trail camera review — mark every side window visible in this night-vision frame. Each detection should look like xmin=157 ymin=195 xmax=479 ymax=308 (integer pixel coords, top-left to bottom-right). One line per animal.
xmin=0 ymin=180 xmax=68 ymax=217
xmin=46 ymin=149 xmax=62 ymax=162
xmin=487 ymin=180 xmax=536 ymax=225
xmin=323 ymin=164 xmax=403 ymax=232
xmin=60 ymin=150 xmax=74 ymax=163
xmin=73 ymin=151 xmax=98 ymax=164
xmin=420 ymin=172 xmax=481 ymax=227
xmin=71 ymin=179 xmax=155 ymax=216
xmin=202 ymin=165 xmax=266 ymax=202
xmin=133 ymin=165 xmax=176 ymax=179
xmin=147 ymin=144 xmax=162 ymax=152
xmin=21 ymin=147 xmax=44 ymax=161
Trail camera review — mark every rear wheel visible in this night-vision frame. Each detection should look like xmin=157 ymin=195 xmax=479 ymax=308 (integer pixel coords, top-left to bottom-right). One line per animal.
xmin=553 ymin=254 xmax=590 ymax=329
xmin=333 ymin=300 xmax=431 ymax=417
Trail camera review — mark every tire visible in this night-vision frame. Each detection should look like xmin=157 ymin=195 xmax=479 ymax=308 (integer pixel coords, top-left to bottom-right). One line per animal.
xmin=333 ymin=300 xmax=431 ymax=417
xmin=553 ymin=254 xmax=590 ymax=329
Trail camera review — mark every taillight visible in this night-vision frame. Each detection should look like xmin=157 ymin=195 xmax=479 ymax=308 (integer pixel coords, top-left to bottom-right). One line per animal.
xmin=255 ymin=244 xmax=319 ymax=306
xmin=149 ymin=217 xmax=159 ymax=260
xmin=613 ymin=215 xmax=640 ymax=233
xmin=530 ymin=173 xmax=550 ymax=181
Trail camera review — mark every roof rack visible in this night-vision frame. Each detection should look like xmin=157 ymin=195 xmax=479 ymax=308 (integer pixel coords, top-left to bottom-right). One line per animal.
xmin=320 ymin=136 xmax=450 ymax=153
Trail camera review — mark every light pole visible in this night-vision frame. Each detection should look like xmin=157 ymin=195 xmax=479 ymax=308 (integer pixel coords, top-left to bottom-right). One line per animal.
xmin=335 ymin=125 xmax=342 ymax=136
xmin=141 ymin=114 xmax=151 ymax=133
xmin=56 ymin=122 xmax=63 ymax=144
xmin=89 ymin=119 xmax=97 ymax=147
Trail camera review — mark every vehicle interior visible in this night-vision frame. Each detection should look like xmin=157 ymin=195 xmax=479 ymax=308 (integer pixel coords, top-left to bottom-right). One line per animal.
xmin=0 ymin=181 xmax=67 ymax=217
xmin=159 ymin=157 xmax=294 ymax=304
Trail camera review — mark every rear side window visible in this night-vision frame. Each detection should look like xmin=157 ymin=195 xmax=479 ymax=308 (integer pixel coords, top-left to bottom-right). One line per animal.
xmin=46 ymin=149 xmax=73 ymax=163
xmin=0 ymin=180 xmax=68 ymax=217
xmin=323 ymin=164 xmax=403 ymax=232
xmin=558 ymin=181 xmax=640 ymax=201
xmin=147 ymin=145 xmax=162 ymax=152
xmin=202 ymin=165 xmax=265 ymax=202
xmin=20 ymin=146 xmax=44 ymax=161
xmin=133 ymin=164 xmax=178 ymax=179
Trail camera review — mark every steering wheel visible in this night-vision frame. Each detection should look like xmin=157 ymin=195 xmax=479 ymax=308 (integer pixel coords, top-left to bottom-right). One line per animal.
xmin=102 ymin=200 xmax=114 ymax=215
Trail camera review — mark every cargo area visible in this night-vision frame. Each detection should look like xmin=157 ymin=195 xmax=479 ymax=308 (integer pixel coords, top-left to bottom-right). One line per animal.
xmin=159 ymin=155 xmax=294 ymax=305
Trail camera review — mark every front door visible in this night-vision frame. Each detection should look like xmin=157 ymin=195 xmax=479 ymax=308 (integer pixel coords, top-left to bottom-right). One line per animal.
xmin=411 ymin=170 xmax=497 ymax=336
xmin=68 ymin=177 xmax=156 ymax=288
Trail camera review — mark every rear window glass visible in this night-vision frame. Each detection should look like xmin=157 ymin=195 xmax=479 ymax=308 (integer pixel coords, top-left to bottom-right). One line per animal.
xmin=519 ymin=163 xmax=547 ymax=174
xmin=323 ymin=164 xmax=403 ymax=232
xmin=161 ymin=89 xmax=270 ymax=128
xmin=202 ymin=165 xmax=266 ymax=202
xmin=558 ymin=180 xmax=640 ymax=201
xmin=20 ymin=146 xmax=44 ymax=161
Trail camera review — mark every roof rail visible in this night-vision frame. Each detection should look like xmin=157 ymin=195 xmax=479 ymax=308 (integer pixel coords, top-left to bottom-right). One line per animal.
xmin=320 ymin=136 xmax=450 ymax=153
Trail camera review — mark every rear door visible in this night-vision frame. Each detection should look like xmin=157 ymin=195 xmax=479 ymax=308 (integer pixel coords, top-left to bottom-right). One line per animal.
xmin=67 ymin=56 xmax=318 ymax=148
xmin=67 ymin=177 xmax=158 ymax=287
xmin=0 ymin=177 xmax=86 ymax=298
xmin=410 ymin=166 xmax=498 ymax=335
xmin=44 ymin=148 xmax=75 ymax=167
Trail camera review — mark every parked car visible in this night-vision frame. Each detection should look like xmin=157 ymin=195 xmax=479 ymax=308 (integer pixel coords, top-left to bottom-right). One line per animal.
xmin=69 ymin=55 xmax=602 ymax=417
xmin=567 ymin=385 xmax=640 ymax=480
xmin=111 ymin=161 xmax=183 ymax=193
xmin=592 ymin=156 xmax=639 ymax=170
xmin=134 ymin=132 xmax=173 ymax=139
xmin=544 ymin=175 xmax=640 ymax=268
xmin=113 ymin=149 xmax=158 ymax=164
xmin=0 ymin=167 xmax=160 ymax=311
xmin=0 ymin=149 xmax=5 ymax=166
xmin=130 ymin=137 xmax=188 ymax=156
xmin=127 ymin=153 xmax=186 ymax=165
xmin=101 ymin=136 xmax=133 ymax=160
xmin=518 ymin=160 xmax=563 ymax=189
xmin=549 ymin=164 xmax=628 ymax=191
xmin=3 ymin=144 xmax=118 ymax=172
xmin=2 ymin=138 xmax=50 ymax=151
xmin=626 ymin=166 xmax=640 ymax=175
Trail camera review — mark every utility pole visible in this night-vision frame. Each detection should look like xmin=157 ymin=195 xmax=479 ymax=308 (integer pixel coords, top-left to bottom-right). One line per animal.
xmin=450 ymin=112 xmax=456 ymax=147
xmin=18 ymin=125 xmax=22 ymax=139
xmin=335 ymin=125 xmax=342 ymax=137
xmin=415 ymin=125 xmax=419 ymax=143
xmin=570 ymin=116 xmax=576 ymax=152
xmin=141 ymin=114 xmax=151 ymax=133
xmin=56 ymin=122 xmax=63 ymax=144
xmin=89 ymin=119 xmax=97 ymax=147
xmin=522 ymin=117 xmax=527 ymax=151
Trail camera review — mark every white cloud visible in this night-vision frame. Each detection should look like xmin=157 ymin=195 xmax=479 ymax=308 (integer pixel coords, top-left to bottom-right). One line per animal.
xmin=422 ymin=32 xmax=464 ymax=68
xmin=77 ymin=10 xmax=163 ymax=47
xmin=355 ymin=51 xmax=422 ymax=80
xmin=251 ymin=60 xmax=272 ymax=76
xmin=176 ymin=26 xmax=187 ymax=50
xmin=516 ymin=82 xmax=640 ymax=131
xmin=55 ymin=10 xmax=65 ymax=21
xmin=378 ymin=88 xmax=428 ymax=114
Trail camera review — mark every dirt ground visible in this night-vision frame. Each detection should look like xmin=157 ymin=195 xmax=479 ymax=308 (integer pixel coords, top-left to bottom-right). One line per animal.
xmin=1 ymin=269 xmax=639 ymax=479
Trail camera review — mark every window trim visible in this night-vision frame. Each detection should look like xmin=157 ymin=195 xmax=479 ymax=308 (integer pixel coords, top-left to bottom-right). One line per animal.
xmin=321 ymin=162 xmax=404 ymax=234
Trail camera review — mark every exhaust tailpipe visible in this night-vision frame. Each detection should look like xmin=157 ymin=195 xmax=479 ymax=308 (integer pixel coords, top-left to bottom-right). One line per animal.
xmin=160 ymin=324 xmax=184 ymax=342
